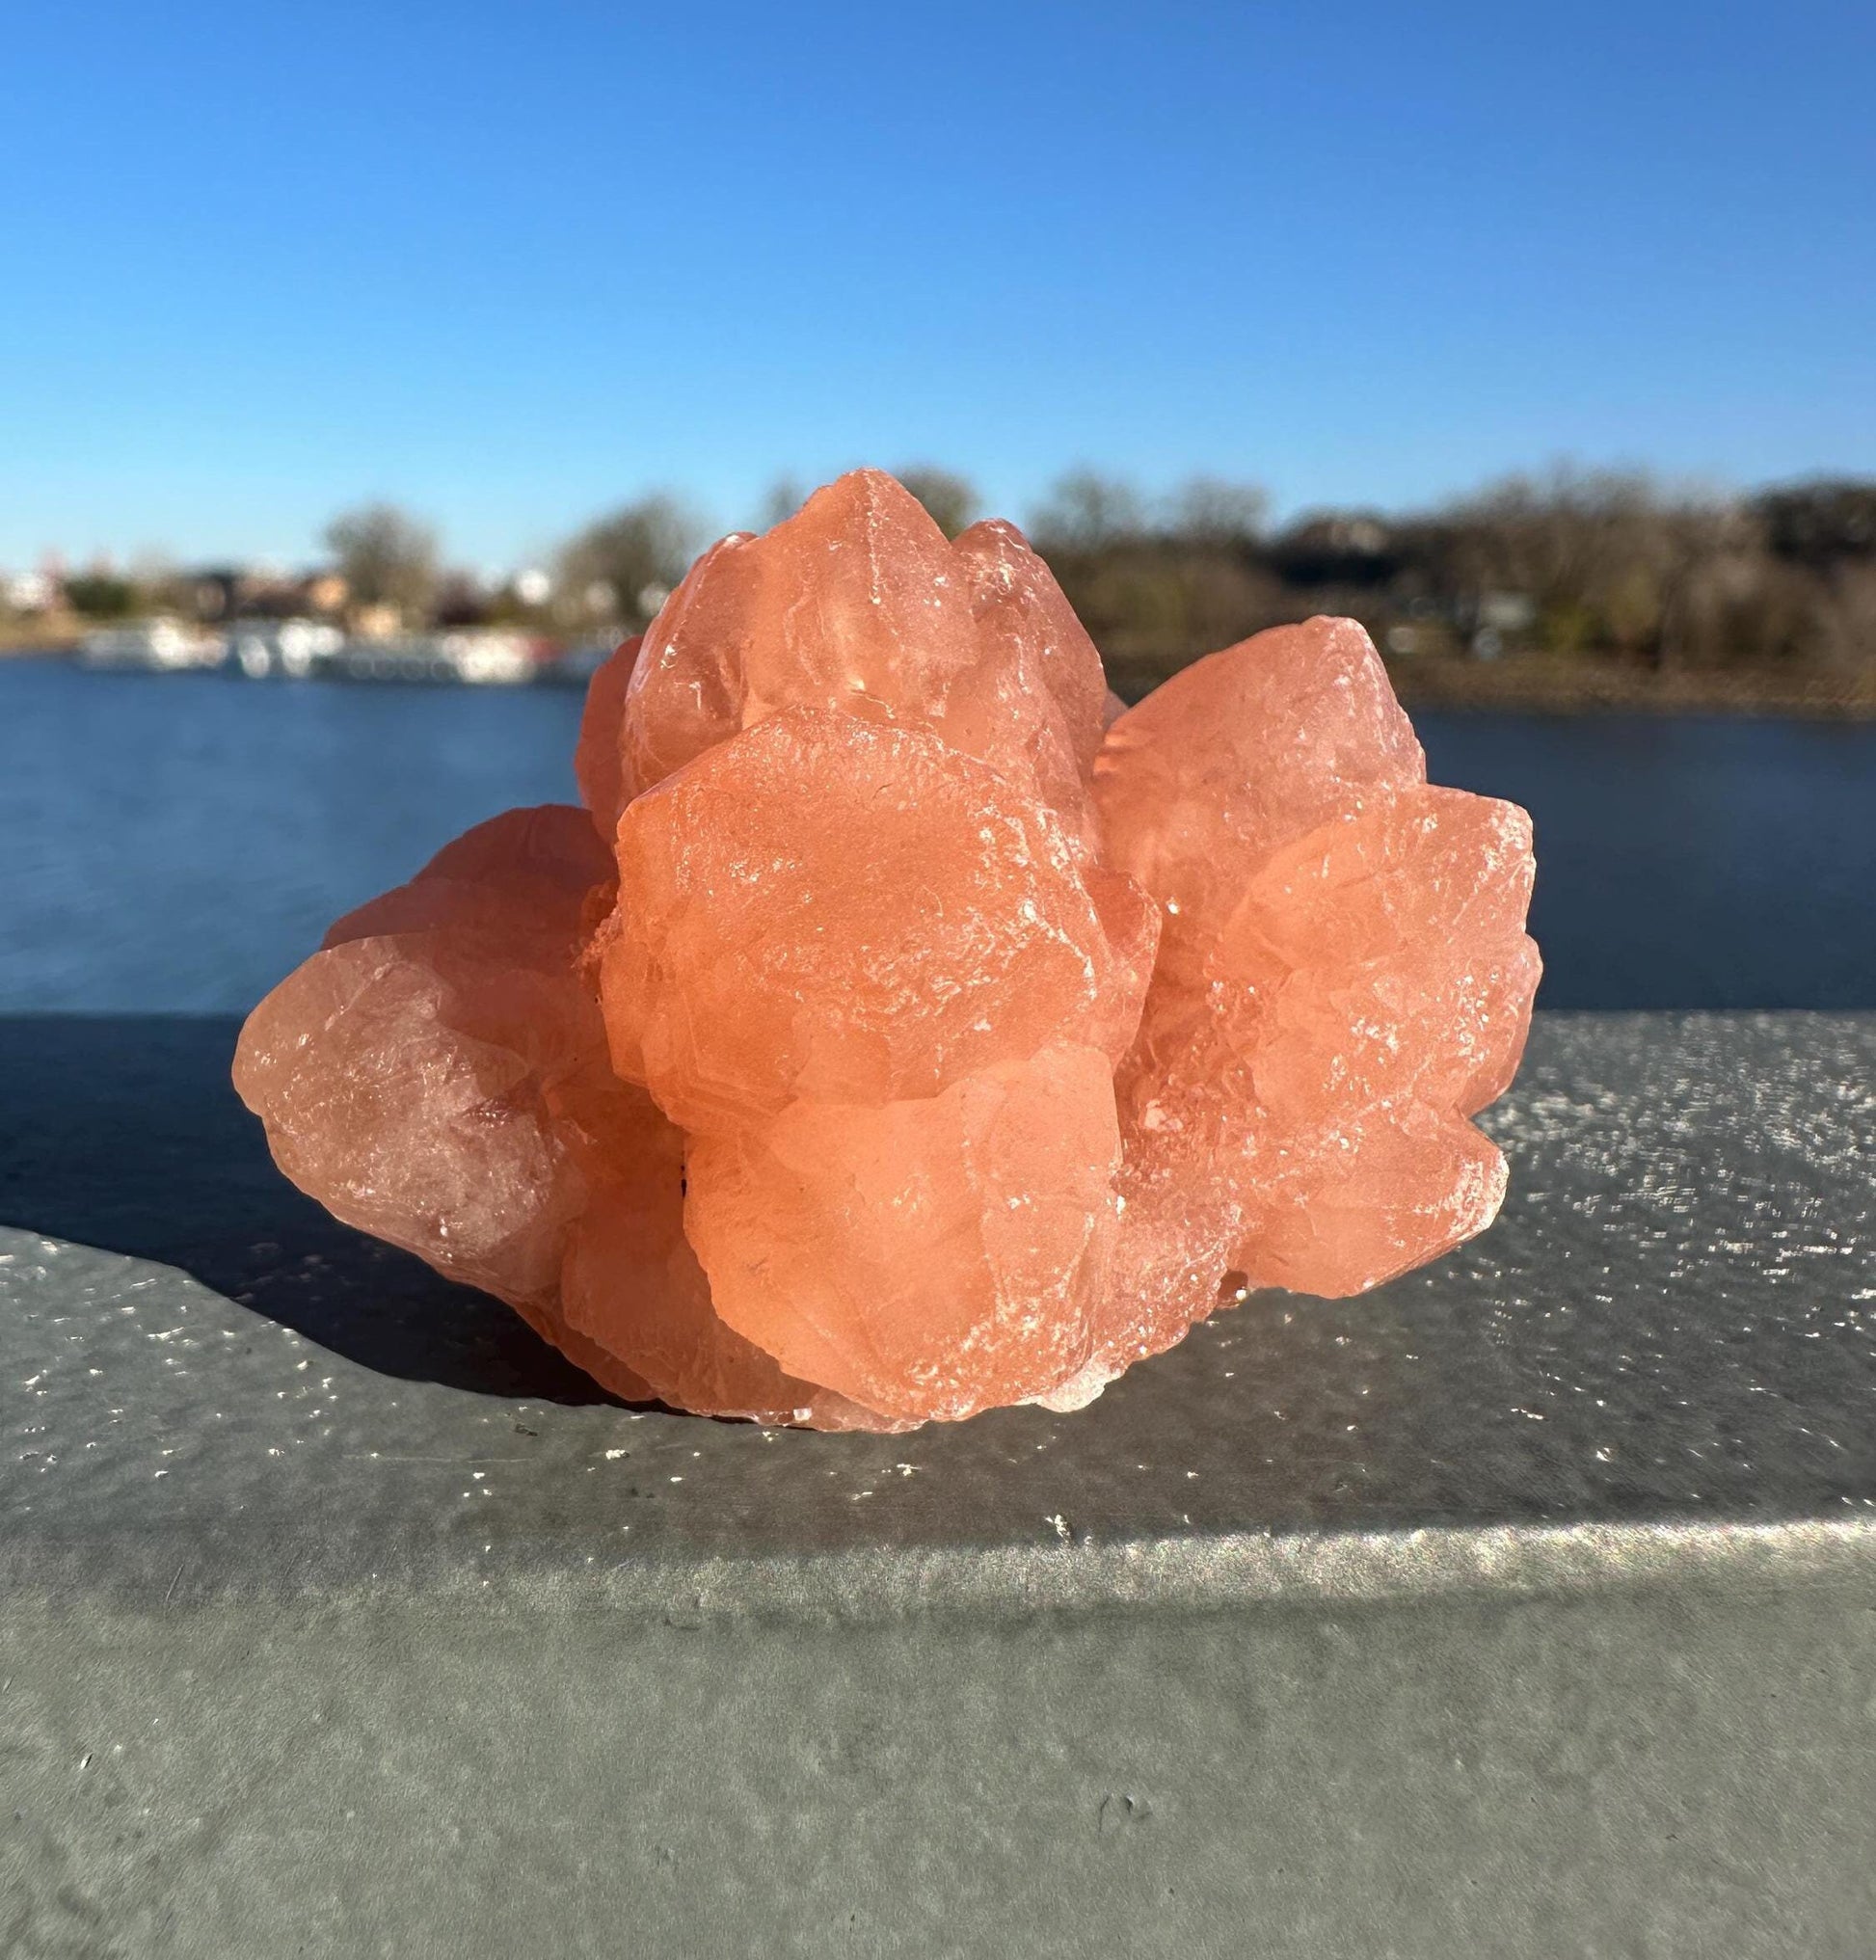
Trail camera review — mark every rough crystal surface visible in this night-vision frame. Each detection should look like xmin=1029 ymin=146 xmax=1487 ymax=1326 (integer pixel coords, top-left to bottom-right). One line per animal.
xmin=573 ymin=632 xmax=641 ymax=840
xmin=684 ymin=1044 xmax=1121 ymax=1422
xmin=596 ymin=705 xmax=1149 ymax=1132
xmin=238 ymin=805 xmax=615 ymax=1308
xmin=617 ymin=472 xmax=1107 ymax=841
xmin=235 ymin=470 xmax=1539 ymax=1430
xmin=1094 ymin=617 xmax=1426 ymax=976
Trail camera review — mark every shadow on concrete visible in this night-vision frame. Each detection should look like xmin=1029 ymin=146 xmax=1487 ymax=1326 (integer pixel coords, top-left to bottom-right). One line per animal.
xmin=0 ymin=1015 xmax=618 ymax=1404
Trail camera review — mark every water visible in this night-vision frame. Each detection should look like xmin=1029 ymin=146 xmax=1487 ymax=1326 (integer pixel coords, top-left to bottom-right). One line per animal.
xmin=4 ymin=662 xmax=584 ymax=1013
xmin=2 ymin=658 xmax=1871 ymax=1012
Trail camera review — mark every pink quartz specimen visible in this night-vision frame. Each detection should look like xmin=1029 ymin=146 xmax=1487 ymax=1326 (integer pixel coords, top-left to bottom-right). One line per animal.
xmin=234 ymin=469 xmax=1539 ymax=1429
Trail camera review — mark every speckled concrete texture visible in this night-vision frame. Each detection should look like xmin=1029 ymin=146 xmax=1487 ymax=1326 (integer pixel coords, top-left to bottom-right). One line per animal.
xmin=2 ymin=1012 xmax=1873 ymax=1956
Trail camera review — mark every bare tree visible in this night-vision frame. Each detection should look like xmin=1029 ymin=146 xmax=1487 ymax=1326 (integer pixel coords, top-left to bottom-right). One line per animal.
xmin=1811 ymin=563 xmax=1876 ymax=673
xmin=322 ymin=504 xmax=440 ymax=625
xmin=895 ymin=466 xmax=978 ymax=539
xmin=555 ymin=495 xmax=706 ymax=631
xmin=1028 ymin=470 xmax=1147 ymax=552
xmin=758 ymin=476 xmax=806 ymax=530
xmin=1754 ymin=479 xmax=1876 ymax=567
xmin=1432 ymin=465 xmax=1788 ymax=668
xmin=1166 ymin=475 xmax=1269 ymax=548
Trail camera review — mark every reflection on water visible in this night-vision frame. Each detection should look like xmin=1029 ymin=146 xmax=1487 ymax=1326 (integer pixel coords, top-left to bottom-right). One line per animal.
xmin=3 ymin=658 xmax=1872 ymax=1012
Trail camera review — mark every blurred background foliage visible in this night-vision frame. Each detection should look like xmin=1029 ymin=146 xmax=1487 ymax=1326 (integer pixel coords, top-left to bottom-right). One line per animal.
xmin=10 ymin=464 xmax=1876 ymax=710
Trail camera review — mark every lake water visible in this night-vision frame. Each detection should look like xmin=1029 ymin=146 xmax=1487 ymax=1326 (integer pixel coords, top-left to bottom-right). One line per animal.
xmin=2 ymin=658 xmax=1871 ymax=1012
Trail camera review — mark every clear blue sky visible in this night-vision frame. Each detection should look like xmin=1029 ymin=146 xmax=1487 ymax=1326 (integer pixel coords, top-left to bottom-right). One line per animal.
xmin=2 ymin=0 xmax=1871 ymax=571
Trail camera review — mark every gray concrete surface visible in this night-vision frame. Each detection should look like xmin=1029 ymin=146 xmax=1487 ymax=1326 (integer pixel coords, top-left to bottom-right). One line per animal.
xmin=3 ymin=1012 xmax=1873 ymax=1956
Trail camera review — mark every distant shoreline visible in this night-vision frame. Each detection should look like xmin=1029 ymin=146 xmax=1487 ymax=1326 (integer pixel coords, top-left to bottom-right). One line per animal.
xmin=1386 ymin=663 xmax=1876 ymax=721
xmin=1108 ymin=650 xmax=1876 ymax=719
xmin=8 ymin=633 xmax=1873 ymax=720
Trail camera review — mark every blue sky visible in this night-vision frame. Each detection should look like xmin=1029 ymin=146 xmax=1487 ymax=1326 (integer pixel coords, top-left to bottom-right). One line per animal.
xmin=2 ymin=0 xmax=1871 ymax=570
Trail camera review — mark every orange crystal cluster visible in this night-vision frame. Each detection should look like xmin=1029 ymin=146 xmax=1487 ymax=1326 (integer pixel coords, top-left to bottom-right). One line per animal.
xmin=233 ymin=470 xmax=1539 ymax=1429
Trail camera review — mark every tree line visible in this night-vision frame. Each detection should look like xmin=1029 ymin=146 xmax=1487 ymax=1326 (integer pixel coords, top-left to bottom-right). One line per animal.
xmin=1021 ymin=466 xmax=1876 ymax=689
xmin=25 ymin=466 xmax=1876 ymax=687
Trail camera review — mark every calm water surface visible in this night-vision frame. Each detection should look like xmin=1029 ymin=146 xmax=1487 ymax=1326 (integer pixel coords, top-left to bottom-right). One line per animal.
xmin=2 ymin=658 xmax=1871 ymax=1011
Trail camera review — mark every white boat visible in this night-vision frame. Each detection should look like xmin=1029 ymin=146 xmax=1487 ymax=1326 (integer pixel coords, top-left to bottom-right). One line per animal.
xmin=329 ymin=636 xmax=462 ymax=684
xmin=326 ymin=631 xmax=538 ymax=685
xmin=442 ymin=631 xmax=534 ymax=685
xmin=229 ymin=618 xmax=344 ymax=680
xmin=77 ymin=619 xmax=227 ymax=672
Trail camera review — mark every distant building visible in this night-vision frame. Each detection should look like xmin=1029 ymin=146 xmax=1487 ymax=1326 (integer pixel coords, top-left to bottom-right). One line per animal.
xmin=4 ymin=569 xmax=55 ymax=612
xmin=177 ymin=564 xmax=349 ymax=622
xmin=186 ymin=568 xmax=242 ymax=620
xmin=350 ymin=602 xmax=403 ymax=641
xmin=1270 ymin=514 xmax=1398 ymax=587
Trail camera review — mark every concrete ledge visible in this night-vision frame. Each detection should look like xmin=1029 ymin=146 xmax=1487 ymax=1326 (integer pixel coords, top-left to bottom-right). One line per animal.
xmin=3 ymin=1012 xmax=1874 ymax=1955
